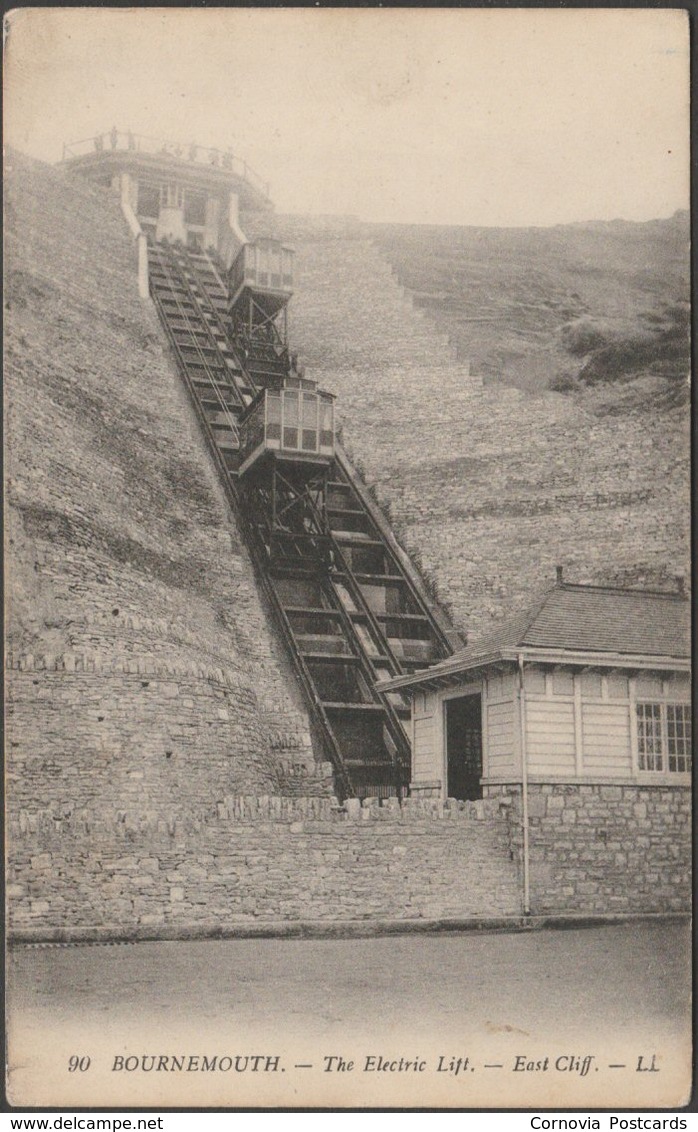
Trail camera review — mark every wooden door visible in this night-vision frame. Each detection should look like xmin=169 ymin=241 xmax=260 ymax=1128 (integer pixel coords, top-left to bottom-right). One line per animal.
xmin=446 ymin=693 xmax=483 ymax=801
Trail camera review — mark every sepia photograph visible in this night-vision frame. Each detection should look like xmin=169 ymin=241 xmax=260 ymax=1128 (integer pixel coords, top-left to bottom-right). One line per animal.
xmin=3 ymin=6 xmax=692 ymax=1112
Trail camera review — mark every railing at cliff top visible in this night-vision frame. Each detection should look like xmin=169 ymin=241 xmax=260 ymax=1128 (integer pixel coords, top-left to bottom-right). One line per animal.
xmin=62 ymin=130 xmax=270 ymax=199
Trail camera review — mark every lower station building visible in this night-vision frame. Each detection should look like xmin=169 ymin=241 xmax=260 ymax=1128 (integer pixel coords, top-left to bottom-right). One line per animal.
xmin=379 ymin=574 xmax=691 ymax=913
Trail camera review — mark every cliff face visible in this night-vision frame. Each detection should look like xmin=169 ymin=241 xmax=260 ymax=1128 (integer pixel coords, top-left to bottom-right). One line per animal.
xmin=5 ymin=150 xmax=689 ymax=819
xmin=5 ymin=152 xmax=326 ymax=819
xmin=246 ymin=211 xmax=689 ymax=641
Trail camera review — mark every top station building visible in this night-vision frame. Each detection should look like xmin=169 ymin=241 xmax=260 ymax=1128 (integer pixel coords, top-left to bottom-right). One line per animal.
xmin=61 ymin=127 xmax=272 ymax=263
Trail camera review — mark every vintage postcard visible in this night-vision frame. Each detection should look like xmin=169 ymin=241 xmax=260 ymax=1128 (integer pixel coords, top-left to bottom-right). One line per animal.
xmin=3 ymin=7 xmax=692 ymax=1112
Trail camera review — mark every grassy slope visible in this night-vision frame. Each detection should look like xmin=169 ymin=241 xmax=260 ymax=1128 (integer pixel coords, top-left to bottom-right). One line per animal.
xmin=371 ymin=213 xmax=689 ymax=399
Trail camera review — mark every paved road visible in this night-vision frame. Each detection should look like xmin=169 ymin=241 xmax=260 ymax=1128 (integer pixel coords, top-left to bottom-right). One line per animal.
xmin=6 ymin=921 xmax=692 ymax=1109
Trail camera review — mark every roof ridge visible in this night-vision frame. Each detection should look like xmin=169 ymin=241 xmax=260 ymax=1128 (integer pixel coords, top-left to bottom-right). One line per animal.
xmin=559 ymin=581 xmax=687 ymax=600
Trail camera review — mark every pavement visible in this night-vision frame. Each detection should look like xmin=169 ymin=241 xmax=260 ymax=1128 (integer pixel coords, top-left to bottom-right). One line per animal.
xmin=6 ymin=920 xmax=693 ymax=1110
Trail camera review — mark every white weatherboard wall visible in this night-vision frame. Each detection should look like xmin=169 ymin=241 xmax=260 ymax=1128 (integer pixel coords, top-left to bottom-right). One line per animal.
xmin=410 ymin=664 xmax=691 ymax=795
xmin=522 ymin=667 xmax=690 ymax=784
xmin=582 ymin=702 xmax=632 ymax=775
xmin=412 ymin=675 xmax=519 ymax=795
xmin=485 ymin=673 xmax=517 ymax=778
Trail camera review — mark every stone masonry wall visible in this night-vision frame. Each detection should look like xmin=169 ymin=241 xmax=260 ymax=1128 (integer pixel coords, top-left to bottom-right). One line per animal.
xmin=5 ymin=151 xmax=326 ymax=823
xmin=246 ymin=212 xmax=690 ymax=642
xmin=7 ymin=797 xmax=522 ymax=940
xmin=485 ymin=783 xmax=691 ymax=915
xmin=7 ymin=665 xmax=334 ymax=820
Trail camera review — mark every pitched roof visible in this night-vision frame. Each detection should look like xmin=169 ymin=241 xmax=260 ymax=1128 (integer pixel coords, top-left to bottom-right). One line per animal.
xmin=378 ymin=582 xmax=691 ymax=691
xmin=518 ymin=583 xmax=690 ymax=657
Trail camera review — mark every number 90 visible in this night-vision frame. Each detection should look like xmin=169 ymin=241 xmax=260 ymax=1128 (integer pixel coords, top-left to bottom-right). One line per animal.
xmin=68 ymin=1055 xmax=91 ymax=1072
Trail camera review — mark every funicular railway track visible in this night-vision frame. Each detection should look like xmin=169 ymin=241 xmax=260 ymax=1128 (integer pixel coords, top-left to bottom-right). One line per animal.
xmin=149 ymin=240 xmax=456 ymax=798
xmin=148 ymin=244 xmax=250 ymax=461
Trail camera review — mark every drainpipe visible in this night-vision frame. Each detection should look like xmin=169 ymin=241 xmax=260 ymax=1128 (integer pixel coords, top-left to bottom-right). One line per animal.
xmin=517 ymin=653 xmax=531 ymax=915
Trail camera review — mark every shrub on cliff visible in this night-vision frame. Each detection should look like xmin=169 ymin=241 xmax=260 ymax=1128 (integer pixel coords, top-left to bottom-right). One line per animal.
xmin=560 ymin=316 xmax=613 ymax=357
xmin=577 ymin=301 xmax=689 ymax=389
xmin=549 ymin=372 xmax=579 ymax=393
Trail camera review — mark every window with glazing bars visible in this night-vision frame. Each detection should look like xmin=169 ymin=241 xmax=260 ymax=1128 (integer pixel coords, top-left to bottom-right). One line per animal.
xmin=636 ymin=702 xmax=691 ymax=773
xmin=667 ymin=704 xmax=692 ymax=773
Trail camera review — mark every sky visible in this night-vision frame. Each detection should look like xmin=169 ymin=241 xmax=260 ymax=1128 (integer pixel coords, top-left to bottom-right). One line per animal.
xmin=3 ymin=7 xmax=690 ymax=227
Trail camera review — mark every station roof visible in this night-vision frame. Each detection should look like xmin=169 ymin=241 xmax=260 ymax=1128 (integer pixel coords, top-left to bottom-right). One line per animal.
xmin=378 ymin=580 xmax=691 ymax=693
xmin=61 ymin=131 xmax=272 ymax=211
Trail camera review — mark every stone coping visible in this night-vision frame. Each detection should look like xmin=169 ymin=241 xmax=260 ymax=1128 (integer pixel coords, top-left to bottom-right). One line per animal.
xmin=8 ymin=795 xmax=503 ymax=835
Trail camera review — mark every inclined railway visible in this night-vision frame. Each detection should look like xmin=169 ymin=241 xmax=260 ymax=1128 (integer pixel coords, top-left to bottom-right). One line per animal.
xmin=148 ymin=237 xmax=457 ymax=799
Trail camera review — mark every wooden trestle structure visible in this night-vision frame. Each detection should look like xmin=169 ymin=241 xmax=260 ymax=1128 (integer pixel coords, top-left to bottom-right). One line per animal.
xmin=148 ymin=238 xmax=457 ymax=798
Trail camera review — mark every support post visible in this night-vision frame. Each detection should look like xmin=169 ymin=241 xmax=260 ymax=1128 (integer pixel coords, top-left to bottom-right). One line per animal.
xmin=136 ymin=233 xmax=149 ymax=299
xmin=119 ymin=183 xmax=150 ymax=301
xmin=227 ymin=192 xmax=247 ymax=247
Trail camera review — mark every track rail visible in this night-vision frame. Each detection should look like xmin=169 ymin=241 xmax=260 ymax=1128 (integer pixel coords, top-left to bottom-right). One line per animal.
xmin=148 ymin=243 xmax=455 ymax=798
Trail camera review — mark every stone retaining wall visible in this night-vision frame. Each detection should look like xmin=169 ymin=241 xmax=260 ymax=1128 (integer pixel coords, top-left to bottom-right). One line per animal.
xmin=6 ymin=663 xmax=331 ymax=823
xmin=7 ymin=797 xmax=522 ymax=939
xmin=485 ymin=783 xmax=691 ymax=915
